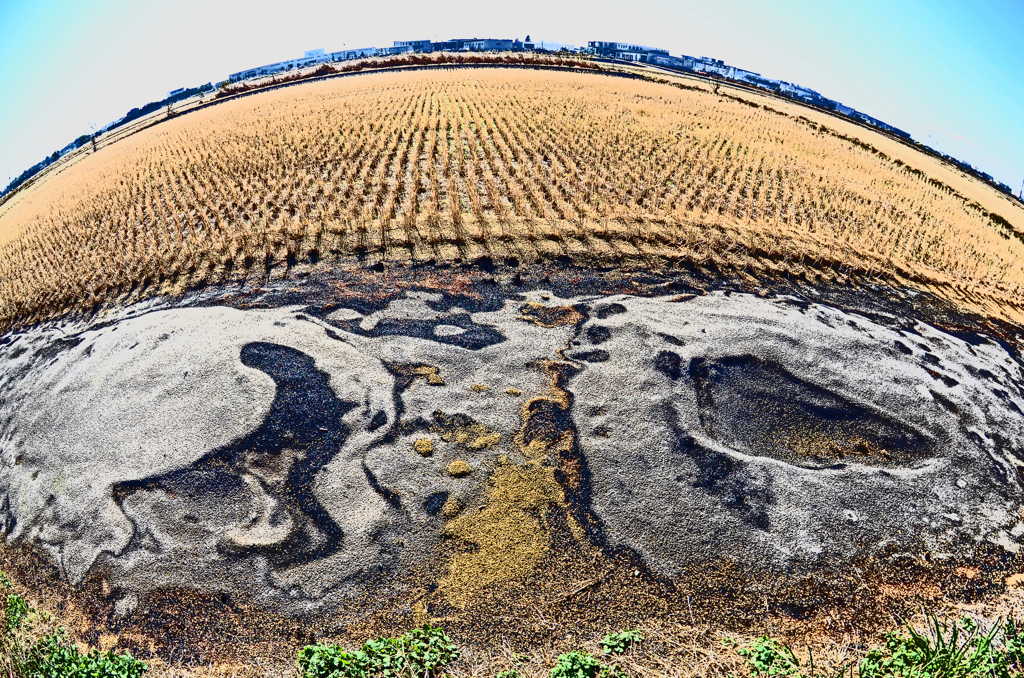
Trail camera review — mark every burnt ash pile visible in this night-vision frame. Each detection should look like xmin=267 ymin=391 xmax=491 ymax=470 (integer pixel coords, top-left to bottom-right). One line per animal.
xmin=0 ymin=264 xmax=1023 ymax=650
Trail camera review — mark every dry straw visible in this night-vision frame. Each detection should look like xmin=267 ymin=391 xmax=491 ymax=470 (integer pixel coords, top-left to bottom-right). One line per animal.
xmin=1 ymin=67 xmax=1022 ymax=327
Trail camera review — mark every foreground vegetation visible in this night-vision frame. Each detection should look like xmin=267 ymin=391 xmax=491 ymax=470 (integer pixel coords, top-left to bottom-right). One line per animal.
xmin=4 ymin=567 xmax=1024 ymax=678
xmin=0 ymin=67 xmax=1022 ymax=329
xmin=737 ymin=614 xmax=1024 ymax=678
xmin=0 ymin=573 xmax=147 ymax=678
xmin=295 ymin=617 xmax=1024 ymax=678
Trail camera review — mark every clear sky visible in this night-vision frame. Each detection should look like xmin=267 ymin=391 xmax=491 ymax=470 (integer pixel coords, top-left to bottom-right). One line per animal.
xmin=1 ymin=0 xmax=1022 ymax=192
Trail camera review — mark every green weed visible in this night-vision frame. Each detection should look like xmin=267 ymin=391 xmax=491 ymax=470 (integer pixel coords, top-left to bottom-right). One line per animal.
xmin=548 ymin=651 xmax=615 ymax=678
xmin=297 ymin=624 xmax=459 ymax=678
xmin=737 ymin=637 xmax=844 ymax=678
xmin=5 ymin=592 xmax=30 ymax=630
xmin=599 ymin=630 xmax=644 ymax=655
xmin=21 ymin=629 xmax=148 ymax=678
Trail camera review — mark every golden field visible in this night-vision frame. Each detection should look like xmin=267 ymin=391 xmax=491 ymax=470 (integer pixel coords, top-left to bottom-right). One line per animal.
xmin=1 ymin=66 xmax=1023 ymax=327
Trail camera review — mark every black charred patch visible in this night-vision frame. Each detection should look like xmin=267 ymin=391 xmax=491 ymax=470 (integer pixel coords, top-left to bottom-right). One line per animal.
xmin=586 ymin=326 xmax=611 ymax=344
xmin=688 ymin=355 xmax=933 ymax=468
xmin=368 ymin=411 xmax=388 ymax=431
xmin=423 ymin=492 xmax=449 ymax=516
xmin=570 ymin=350 xmax=610 ymax=363
xmin=112 ymin=342 xmax=370 ymax=568
xmin=655 ymin=351 xmax=682 ymax=380
xmin=668 ymin=423 xmax=772 ymax=531
xmin=330 ymin=316 xmax=505 ymax=351
xmin=594 ymin=303 xmax=627 ymax=319
xmin=894 ymin=340 xmax=913 ymax=355
xmin=659 ymin=333 xmax=685 ymax=347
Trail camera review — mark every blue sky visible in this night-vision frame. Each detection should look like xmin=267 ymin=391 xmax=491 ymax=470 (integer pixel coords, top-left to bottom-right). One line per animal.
xmin=1 ymin=0 xmax=1022 ymax=191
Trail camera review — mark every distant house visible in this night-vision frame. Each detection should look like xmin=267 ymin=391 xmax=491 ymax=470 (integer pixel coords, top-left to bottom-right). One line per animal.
xmin=167 ymin=87 xmax=186 ymax=98
xmin=303 ymin=48 xmax=325 ymax=59
xmin=523 ymin=35 xmax=535 ymax=50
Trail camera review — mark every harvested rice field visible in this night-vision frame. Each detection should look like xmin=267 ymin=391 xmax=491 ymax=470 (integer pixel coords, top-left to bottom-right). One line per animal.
xmin=3 ymin=63 xmax=1024 ymax=676
xmin=0 ymin=67 xmax=1022 ymax=328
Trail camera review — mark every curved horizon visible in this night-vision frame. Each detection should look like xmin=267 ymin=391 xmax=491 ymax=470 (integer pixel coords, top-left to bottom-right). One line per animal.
xmin=0 ymin=0 xmax=1022 ymax=192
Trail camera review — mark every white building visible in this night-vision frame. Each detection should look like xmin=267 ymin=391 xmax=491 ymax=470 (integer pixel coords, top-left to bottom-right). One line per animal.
xmin=777 ymin=81 xmax=819 ymax=101
xmin=691 ymin=57 xmax=734 ymax=79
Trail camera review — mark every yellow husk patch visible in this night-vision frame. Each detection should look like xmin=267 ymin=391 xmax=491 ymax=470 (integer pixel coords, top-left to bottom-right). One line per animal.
xmin=439 ymin=461 xmax=564 ymax=605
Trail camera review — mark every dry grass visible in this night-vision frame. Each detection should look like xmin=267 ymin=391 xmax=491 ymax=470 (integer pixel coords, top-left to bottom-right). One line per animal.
xmin=1 ymin=66 xmax=1023 ymax=329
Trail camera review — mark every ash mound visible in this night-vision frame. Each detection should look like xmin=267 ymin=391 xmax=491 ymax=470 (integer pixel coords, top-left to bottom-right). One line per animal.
xmin=1 ymin=277 xmax=1023 ymax=631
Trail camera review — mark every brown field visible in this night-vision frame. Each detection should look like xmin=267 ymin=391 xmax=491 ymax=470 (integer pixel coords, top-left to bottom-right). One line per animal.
xmin=2 ymin=66 xmax=1023 ymax=328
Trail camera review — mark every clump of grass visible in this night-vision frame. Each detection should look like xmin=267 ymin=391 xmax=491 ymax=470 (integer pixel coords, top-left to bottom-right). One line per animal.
xmin=858 ymin=613 xmax=1024 ymax=678
xmin=0 ymin=572 xmax=148 ymax=678
xmin=297 ymin=624 xmax=459 ymax=678
xmin=735 ymin=612 xmax=1024 ymax=678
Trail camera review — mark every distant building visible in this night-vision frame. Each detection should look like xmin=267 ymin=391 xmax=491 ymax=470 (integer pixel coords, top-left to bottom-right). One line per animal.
xmin=736 ymin=72 xmax=779 ymax=90
xmin=777 ymin=81 xmax=821 ymax=102
xmin=466 ymin=39 xmax=514 ymax=51
xmin=395 ymin=40 xmax=433 ymax=52
xmin=588 ymin=41 xmax=669 ymax=61
xmin=377 ymin=45 xmax=414 ymax=56
xmin=731 ymin=68 xmax=761 ymax=83
xmin=167 ymin=87 xmax=186 ymax=97
xmin=229 ymin=62 xmax=287 ymax=82
xmin=229 ymin=45 xmax=393 ymax=82
xmin=648 ymin=54 xmax=694 ymax=70
xmin=429 ymin=38 xmax=472 ymax=51
xmin=327 ymin=47 xmax=377 ymax=61
xmin=523 ymin=35 xmax=535 ymax=50
xmin=691 ymin=57 xmax=734 ymax=79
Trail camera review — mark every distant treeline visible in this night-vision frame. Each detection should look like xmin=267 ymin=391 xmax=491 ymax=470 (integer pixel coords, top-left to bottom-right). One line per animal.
xmin=1 ymin=83 xmax=213 ymax=199
xmin=107 ymin=83 xmax=213 ymax=133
